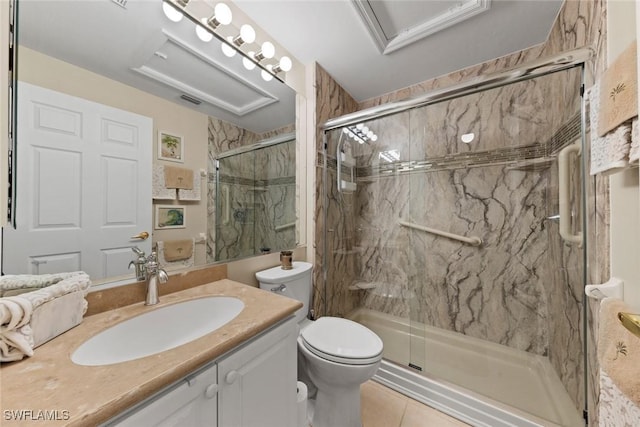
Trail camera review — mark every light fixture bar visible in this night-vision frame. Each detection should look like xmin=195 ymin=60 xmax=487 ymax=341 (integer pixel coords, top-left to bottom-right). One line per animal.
xmin=162 ymin=0 xmax=289 ymax=82
xmin=344 ymin=124 xmax=377 ymax=144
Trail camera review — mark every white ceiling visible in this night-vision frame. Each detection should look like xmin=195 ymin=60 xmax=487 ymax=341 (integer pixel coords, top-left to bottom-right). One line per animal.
xmin=18 ymin=0 xmax=296 ymax=134
xmin=18 ymin=0 xmax=563 ymax=127
xmin=234 ymin=0 xmax=564 ymax=101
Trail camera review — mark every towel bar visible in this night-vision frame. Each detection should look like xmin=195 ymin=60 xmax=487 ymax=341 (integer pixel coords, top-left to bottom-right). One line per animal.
xmin=618 ymin=312 xmax=640 ymax=339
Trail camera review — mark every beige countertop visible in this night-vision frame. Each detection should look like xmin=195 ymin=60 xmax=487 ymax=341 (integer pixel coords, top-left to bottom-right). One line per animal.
xmin=0 ymin=279 xmax=302 ymax=426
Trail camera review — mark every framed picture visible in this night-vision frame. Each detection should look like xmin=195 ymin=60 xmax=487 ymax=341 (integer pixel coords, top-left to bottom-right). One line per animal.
xmin=158 ymin=131 xmax=184 ymax=162
xmin=155 ymin=205 xmax=186 ymax=229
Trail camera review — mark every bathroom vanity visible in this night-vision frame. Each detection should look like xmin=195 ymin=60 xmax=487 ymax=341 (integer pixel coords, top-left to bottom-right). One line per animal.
xmin=0 ymin=280 xmax=301 ymax=427
xmin=105 ymin=316 xmax=297 ymax=426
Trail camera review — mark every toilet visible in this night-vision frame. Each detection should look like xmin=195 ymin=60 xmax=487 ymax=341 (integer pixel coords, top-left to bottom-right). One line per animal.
xmin=256 ymin=262 xmax=383 ymax=427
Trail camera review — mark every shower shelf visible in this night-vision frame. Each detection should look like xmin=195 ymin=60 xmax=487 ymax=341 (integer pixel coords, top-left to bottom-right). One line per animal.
xmin=348 ymin=281 xmax=378 ymax=291
xmin=506 ymin=157 xmax=555 ymax=171
xmin=334 ymin=248 xmax=362 ymax=255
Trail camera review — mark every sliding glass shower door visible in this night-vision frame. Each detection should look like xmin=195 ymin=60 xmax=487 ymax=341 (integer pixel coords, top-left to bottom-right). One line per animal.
xmin=323 ymin=64 xmax=587 ymax=426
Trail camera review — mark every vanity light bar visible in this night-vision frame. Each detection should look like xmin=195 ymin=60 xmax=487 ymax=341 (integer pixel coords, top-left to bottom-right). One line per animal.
xmin=162 ymin=0 xmax=291 ymax=82
xmin=343 ymin=124 xmax=378 ymax=144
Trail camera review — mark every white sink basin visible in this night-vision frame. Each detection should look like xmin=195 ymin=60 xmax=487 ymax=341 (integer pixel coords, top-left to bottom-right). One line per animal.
xmin=72 ymin=296 xmax=244 ymax=366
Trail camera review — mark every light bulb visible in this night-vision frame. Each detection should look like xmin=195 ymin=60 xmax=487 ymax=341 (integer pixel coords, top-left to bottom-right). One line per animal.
xmin=279 ymin=56 xmax=292 ymax=72
xmin=362 ymin=126 xmax=369 ymax=133
xmin=342 ymin=128 xmax=349 ymax=134
xmin=214 ymin=3 xmax=232 ymax=25
xmin=243 ymin=53 xmax=256 ymax=70
xmin=261 ymin=67 xmax=273 ymax=81
xmin=260 ymin=42 xmax=275 ymax=59
xmin=237 ymin=24 xmax=255 ymax=45
xmin=221 ymin=36 xmax=236 ymax=57
xmin=367 ymin=131 xmax=374 ymax=138
xmin=371 ymin=135 xmax=378 ymax=142
xmin=356 ymin=124 xmax=363 ymax=130
xmin=196 ymin=19 xmax=213 ymax=42
xmin=162 ymin=2 xmax=183 ymax=22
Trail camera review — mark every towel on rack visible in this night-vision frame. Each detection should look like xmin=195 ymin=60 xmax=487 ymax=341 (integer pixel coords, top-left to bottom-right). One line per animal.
xmin=630 ymin=118 xmax=640 ymax=165
xmin=598 ymin=297 xmax=640 ymax=405
xmin=600 ymin=370 xmax=640 ymax=426
xmin=157 ymin=239 xmax=195 ymax=270
xmin=599 ymin=40 xmax=638 ymax=136
xmin=177 ymin=170 xmax=201 ymax=201
xmin=0 ymin=271 xmax=91 ymax=362
xmin=164 ymin=165 xmax=194 ymax=189
xmin=588 ymin=82 xmax=632 ymax=175
xmin=153 ymin=165 xmax=177 ymax=200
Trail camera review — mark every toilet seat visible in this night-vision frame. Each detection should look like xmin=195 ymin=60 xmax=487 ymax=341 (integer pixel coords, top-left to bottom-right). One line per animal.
xmin=300 ymin=317 xmax=383 ymax=365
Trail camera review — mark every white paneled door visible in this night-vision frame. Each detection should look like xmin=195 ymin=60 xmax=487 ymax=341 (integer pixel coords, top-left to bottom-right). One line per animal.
xmin=3 ymin=82 xmax=152 ymax=280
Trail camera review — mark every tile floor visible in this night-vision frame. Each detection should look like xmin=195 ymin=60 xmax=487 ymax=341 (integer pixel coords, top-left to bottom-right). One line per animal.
xmin=361 ymin=381 xmax=470 ymax=427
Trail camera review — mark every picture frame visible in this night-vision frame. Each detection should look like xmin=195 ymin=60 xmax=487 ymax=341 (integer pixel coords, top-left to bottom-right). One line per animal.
xmin=155 ymin=205 xmax=186 ymax=229
xmin=158 ymin=131 xmax=184 ymax=163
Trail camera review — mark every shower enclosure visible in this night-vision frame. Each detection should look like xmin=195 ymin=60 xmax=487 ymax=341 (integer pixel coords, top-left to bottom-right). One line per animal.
xmin=321 ymin=52 xmax=590 ymax=427
xmin=213 ymin=134 xmax=296 ymax=262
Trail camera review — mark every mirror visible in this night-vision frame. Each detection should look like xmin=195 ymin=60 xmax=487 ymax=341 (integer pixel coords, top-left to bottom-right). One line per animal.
xmin=4 ymin=0 xmax=298 ymax=285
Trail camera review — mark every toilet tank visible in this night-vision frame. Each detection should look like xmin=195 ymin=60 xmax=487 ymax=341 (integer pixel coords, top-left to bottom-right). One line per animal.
xmin=256 ymin=262 xmax=313 ymax=324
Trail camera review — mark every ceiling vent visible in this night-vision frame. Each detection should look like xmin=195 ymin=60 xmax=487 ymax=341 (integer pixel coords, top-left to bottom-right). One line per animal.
xmin=180 ymin=94 xmax=202 ymax=105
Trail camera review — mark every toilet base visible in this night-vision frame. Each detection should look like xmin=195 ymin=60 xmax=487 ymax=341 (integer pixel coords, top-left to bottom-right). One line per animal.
xmin=311 ymin=385 xmax=362 ymax=427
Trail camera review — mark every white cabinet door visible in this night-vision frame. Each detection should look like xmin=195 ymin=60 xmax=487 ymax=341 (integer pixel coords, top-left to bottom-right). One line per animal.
xmin=218 ymin=317 xmax=298 ymax=427
xmin=3 ymin=82 xmax=152 ymax=280
xmin=106 ymin=362 xmax=218 ymax=427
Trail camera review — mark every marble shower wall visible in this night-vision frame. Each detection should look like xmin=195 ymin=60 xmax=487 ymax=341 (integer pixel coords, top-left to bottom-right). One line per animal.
xmin=253 ymin=141 xmax=297 ymax=254
xmin=315 ymin=0 xmax=606 ymax=422
xmin=313 ymin=64 xmax=360 ymax=318
xmin=207 ymin=116 xmax=295 ymax=263
xmin=352 ymin=66 xmax=583 ymax=408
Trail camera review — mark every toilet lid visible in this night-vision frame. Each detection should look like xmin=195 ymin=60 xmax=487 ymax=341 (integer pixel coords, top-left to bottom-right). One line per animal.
xmin=300 ymin=317 xmax=383 ymax=365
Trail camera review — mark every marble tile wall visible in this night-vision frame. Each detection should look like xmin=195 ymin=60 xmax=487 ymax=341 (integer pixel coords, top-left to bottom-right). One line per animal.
xmin=314 ymin=0 xmax=606 ymax=422
xmin=313 ymin=64 xmax=360 ymax=317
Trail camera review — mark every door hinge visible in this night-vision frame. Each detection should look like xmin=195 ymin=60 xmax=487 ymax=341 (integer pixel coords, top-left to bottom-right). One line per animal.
xmin=583 ymin=409 xmax=588 ymax=425
xmin=580 ymin=84 xmax=585 ymax=98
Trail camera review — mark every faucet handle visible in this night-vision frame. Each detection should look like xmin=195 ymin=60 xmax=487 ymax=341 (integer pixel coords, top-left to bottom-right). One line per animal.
xmin=132 ymin=246 xmax=145 ymax=257
xmin=147 ymin=251 xmax=159 ymax=264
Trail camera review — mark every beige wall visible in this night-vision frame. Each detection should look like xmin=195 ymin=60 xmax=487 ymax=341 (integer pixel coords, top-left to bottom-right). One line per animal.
xmin=607 ymin=0 xmax=640 ymax=310
xmin=16 ymin=47 xmax=209 ymax=265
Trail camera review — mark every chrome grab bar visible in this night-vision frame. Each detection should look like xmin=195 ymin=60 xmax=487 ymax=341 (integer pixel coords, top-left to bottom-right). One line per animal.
xmin=399 ymin=220 xmax=482 ymax=246
xmin=558 ymin=141 xmax=583 ymax=245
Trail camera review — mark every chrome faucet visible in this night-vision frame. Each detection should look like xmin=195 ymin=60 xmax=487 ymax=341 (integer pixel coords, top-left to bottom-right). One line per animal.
xmin=129 ymin=247 xmax=147 ymax=281
xmin=144 ymin=251 xmax=169 ymax=306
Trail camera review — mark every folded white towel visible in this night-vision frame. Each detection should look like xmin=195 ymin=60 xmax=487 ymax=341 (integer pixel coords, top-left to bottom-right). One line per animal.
xmin=178 ymin=170 xmax=201 ymax=201
xmin=630 ymin=118 xmax=640 ymax=165
xmin=153 ymin=165 xmax=177 ymax=200
xmin=0 ymin=271 xmax=81 ymax=297
xmin=0 ymin=296 xmax=34 ymax=361
xmin=589 ymin=83 xmax=631 ymax=175
xmin=0 ymin=272 xmax=90 ymax=362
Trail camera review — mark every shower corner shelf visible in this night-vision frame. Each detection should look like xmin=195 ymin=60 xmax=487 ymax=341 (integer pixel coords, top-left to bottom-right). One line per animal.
xmin=348 ymin=281 xmax=377 ymax=291
xmin=506 ymin=157 xmax=555 ymax=171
